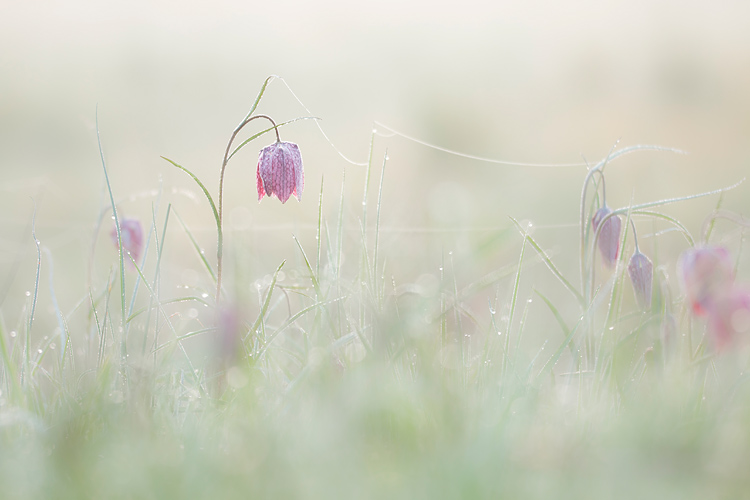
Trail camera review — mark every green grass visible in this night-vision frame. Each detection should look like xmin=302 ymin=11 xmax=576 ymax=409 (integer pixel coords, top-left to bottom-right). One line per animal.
xmin=2 ymin=79 xmax=750 ymax=499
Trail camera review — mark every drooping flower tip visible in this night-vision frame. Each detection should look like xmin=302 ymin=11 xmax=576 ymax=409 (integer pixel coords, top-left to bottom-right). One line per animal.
xmin=628 ymin=250 xmax=653 ymax=310
xmin=257 ymin=141 xmax=304 ymax=204
xmin=592 ymin=207 xmax=622 ymax=267
xmin=678 ymin=245 xmax=734 ymax=315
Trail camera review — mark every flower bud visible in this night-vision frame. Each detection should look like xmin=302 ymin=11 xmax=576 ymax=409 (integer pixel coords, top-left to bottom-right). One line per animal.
xmin=257 ymin=141 xmax=304 ymax=203
xmin=110 ymin=218 xmax=143 ymax=268
xmin=592 ymin=207 xmax=621 ymax=267
xmin=627 ymin=250 xmax=653 ymax=310
xmin=678 ymin=246 xmax=734 ymax=316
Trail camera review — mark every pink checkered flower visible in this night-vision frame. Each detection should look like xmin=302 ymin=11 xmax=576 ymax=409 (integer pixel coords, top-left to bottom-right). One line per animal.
xmin=706 ymin=287 xmax=750 ymax=349
xmin=110 ymin=218 xmax=143 ymax=268
xmin=628 ymin=250 xmax=653 ymax=310
xmin=592 ymin=206 xmax=622 ymax=267
xmin=256 ymin=141 xmax=304 ymax=203
xmin=678 ymin=246 xmax=734 ymax=316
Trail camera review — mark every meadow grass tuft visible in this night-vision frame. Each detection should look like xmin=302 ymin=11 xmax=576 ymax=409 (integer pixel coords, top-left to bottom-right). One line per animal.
xmin=1 ymin=78 xmax=750 ymax=499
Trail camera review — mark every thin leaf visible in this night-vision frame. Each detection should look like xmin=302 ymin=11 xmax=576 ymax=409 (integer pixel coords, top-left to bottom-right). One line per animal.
xmin=509 ymin=217 xmax=585 ymax=305
xmin=172 ymin=208 xmax=216 ymax=282
xmin=95 ymin=110 xmax=126 ymax=329
xmin=535 ymin=289 xmax=578 ymax=360
xmin=248 ymin=261 xmax=286 ymax=340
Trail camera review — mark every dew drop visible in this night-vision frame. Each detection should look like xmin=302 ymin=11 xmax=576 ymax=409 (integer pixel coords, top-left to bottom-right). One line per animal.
xmin=608 ymin=326 xmax=614 ymax=331
xmin=37 ymin=349 xmax=42 ymax=354
xmin=201 ymin=293 xmax=209 ymax=299
xmin=50 ymin=343 xmax=56 ymax=350
xmin=25 ymin=291 xmax=31 ymax=297
xmin=9 ymin=331 xmax=16 ymax=338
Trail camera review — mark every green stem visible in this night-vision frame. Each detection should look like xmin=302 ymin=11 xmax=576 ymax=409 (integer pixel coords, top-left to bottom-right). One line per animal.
xmin=216 ymin=114 xmax=279 ymax=305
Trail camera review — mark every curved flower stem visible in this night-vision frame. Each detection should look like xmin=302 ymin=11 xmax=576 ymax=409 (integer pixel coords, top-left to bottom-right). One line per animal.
xmin=579 ymin=144 xmax=616 ymax=301
xmin=216 ymin=114 xmax=280 ymax=304
xmin=630 ymin=218 xmax=640 ymax=253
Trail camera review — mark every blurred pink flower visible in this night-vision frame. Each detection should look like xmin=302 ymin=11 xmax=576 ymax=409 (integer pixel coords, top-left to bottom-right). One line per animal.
xmin=257 ymin=141 xmax=304 ymax=203
xmin=592 ymin=207 xmax=621 ymax=267
xmin=627 ymin=250 xmax=653 ymax=310
xmin=217 ymin=303 xmax=244 ymax=364
xmin=678 ymin=246 xmax=734 ymax=316
xmin=110 ymin=218 xmax=143 ymax=268
xmin=706 ymin=287 xmax=750 ymax=348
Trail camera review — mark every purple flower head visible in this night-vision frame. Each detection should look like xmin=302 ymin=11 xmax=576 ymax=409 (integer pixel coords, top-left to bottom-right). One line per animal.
xmin=592 ymin=207 xmax=622 ymax=267
xmin=678 ymin=245 xmax=734 ymax=316
xmin=256 ymin=141 xmax=304 ymax=203
xmin=628 ymin=250 xmax=653 ymax=310
xmin=110 ymin=218 xmax=143 ymax=268
xmin=706 ymin=287 xmax=750 ymax=349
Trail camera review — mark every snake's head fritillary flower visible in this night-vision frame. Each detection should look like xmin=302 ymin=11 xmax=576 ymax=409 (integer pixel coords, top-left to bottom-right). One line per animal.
xmin=628 ymin=250 xmax=653 ymax=310
xmin=706 ymin=287 xmax=750 ymax=349
xmin=592 ymin=206 xmax=622 ymax=267
xmin=678 ymin=246 xmax=735 ymax=316
xmin=110 ymin=218 xmax=143 ymax=268
xmin=256 ymin=141 xmax=304 ymax=203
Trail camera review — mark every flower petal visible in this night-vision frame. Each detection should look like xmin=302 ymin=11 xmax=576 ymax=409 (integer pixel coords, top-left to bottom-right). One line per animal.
xmin=678 ymin=246 xmax=735 ymax=315
xmin=592 ymin=207 xmax=621 ymax=267
xmin=256 ymin=141 xmax=304 ymax=203
xmin=628 ymin=250 xmax=653 ymax=309
xmin=110 ymin=218 xmax=143 ymax=269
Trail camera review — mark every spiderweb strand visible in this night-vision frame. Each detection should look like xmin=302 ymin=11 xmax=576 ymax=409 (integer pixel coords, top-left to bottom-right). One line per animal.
xmin=373 ymin=121 xmax=590 ymax=168
xmin=274 ymin=76 xmax=369 ymax=167
xmin=269 ymin=75 xmax=687 ymax=170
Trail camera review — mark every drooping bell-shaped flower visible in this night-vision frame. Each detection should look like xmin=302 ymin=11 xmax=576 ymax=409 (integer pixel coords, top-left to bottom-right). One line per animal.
xmin=706 ymin=287 xmax=750 ymax=348
xmin=110 ymin=218 xmax=143 ymax=268
xmin=678 ymin=245 xmax=735 ymax=316
xmin=628 ymin=250 xmax=653 ymax=310
xmin=256 ymin=141 xmax=304 ymax=203
xmin=592 ymin=206 xmax=622 ymax=267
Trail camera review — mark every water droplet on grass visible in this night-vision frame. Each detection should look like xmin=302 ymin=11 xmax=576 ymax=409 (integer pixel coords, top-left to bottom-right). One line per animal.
xmin=25 ymin=291 xmax=31 ymax=297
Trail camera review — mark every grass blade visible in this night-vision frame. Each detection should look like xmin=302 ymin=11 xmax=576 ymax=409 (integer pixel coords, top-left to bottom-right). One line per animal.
xmin=509 ymin=217 xmax=585 ymax=305
xmin=172 ymin=208 xmax=217 ymax=282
